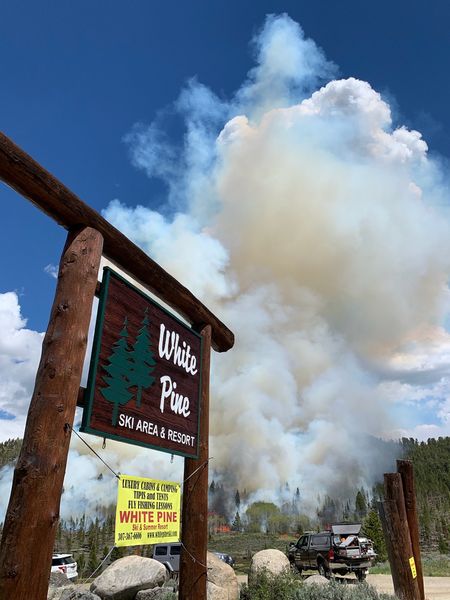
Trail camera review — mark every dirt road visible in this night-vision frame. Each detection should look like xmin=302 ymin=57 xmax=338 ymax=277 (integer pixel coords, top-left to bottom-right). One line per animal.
xmin=367 ymin=574 xmax=450 ymax=600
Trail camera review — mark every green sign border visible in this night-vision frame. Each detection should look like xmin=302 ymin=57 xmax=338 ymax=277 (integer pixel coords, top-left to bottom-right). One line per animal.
xmin=80 ymin=267 xmax=203 ymax=459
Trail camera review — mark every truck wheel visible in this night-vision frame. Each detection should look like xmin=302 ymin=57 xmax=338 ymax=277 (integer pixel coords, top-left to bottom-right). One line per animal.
xmin=318 ymin=561 xmax=331 ymax=579
xmin=356 ymin=570 xmax=367 ymax=582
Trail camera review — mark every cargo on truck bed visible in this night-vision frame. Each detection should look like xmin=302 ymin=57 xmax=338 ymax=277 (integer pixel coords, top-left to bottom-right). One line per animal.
xmin=287 ymin=523 xmax=376 ymax=581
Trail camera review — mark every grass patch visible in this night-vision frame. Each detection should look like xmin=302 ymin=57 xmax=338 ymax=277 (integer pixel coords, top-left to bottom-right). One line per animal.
xmin=369 ymin=562 xmax=391 ymax=575
xmin=240 ymin=568 xmax=302 ymax=599
xmin=240 ymin=570 xmax=396 ymax=600
xmin=421 ymin=553 xmax=450 ymax=576
xmin=370 ymin=553 xmax=450 ymax=576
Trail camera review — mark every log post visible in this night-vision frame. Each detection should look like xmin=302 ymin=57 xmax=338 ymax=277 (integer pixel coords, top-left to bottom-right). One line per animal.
xmin=383 ymin=473 xmax=421 ymax=600
xmin=0 ymin=227 xmax=103 ymax=600
xmin=378 ymin=502 xmax=394 ymax=571
xmin=179 ymin=324 xmax=211 ymax=600
xmin=397 ymin=460 xmax=425 ymax=600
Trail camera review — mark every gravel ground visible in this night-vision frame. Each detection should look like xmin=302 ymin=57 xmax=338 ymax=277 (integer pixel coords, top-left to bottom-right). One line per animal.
xmin=367 ymin=574 xmax=450 ymax=600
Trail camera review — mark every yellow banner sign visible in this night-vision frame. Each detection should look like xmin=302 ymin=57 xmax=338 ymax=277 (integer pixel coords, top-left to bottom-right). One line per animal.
xmin=409 ymin=556 xmax=417 ymax=579
xmin=115 ymin=474 xmax=181 ymax=547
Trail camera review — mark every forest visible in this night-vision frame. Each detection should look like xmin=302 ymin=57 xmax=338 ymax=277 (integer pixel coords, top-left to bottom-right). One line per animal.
xmin=0 ymin=435 xmax=449 ymax=577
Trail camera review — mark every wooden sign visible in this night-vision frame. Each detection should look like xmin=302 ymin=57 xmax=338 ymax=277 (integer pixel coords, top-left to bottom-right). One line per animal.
xmin=81 ymin=268 xmax=202 ymax=458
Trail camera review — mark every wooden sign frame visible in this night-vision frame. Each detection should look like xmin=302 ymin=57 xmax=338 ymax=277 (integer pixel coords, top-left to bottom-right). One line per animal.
xmin=0 ymin=131 xmax=233 ymax=600
xmin=81 ymin=267 xmax=202 ymax=458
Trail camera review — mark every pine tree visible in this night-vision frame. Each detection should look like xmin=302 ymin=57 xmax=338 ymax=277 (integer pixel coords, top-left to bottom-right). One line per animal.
xmin=355 ymin=490 xmax=368 ymax=519
xmin=362 ymin=509 xmax=387 ymax=562
xmin=76 ymin=552 xmax=86 ymax=578
xmin=231 ymin=511 xmax=242 ymax=532
xmin=87 ymin=544 xmax=99 ymax=577
xmin=110 ymin=546 xmax=125 ymax=562
xmin=235 ymin=489 xmax=241 ymax=509
xmin=129 ymin=308 xmax=156 ymax=408
xmin=100 ymin=317 xmax=133 ymax=425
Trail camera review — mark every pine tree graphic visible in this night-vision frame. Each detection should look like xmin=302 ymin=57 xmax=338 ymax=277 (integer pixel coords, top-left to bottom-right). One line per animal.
xmin=100 ymin=317 xmax=133 ymax=426
xmin=129 ymin=308 xmax=156 ymax=407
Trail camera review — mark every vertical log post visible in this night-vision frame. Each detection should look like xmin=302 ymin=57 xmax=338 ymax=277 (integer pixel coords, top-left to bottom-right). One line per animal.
xmin=0 ymin=227 xmax=103 ymax=600
xmin=397 ymin=459 xmax=425 ymax=600
xmin=383 ymin=473 xmax=421 ymax=600
xmin=378 ymin=502 xmax=395 ymax=571
xmin=179 ymin=324 xmax=211 ymax=600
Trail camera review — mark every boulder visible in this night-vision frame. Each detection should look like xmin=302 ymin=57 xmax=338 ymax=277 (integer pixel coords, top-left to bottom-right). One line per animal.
xmin=49 ymin=572 xmax=71 ymax=588
xmin=59 ymin=591 xmax=102 ymax=600
xmin=304 ymin=574 xmax=329 ymax=585
xmin=248 ymin=549 xmax=290 ymax=584
xmin=206 ymin=551 xmax=239 ymax=600
xmin=90 ymin=556 xmax=166 ymax=600
xmin=136 ymin=588 xmax=177 ymax=599
xmin=47 ymin=583 xmax=75 ymax=600
xmin=48 ymin=582 xmax=102 ymax=600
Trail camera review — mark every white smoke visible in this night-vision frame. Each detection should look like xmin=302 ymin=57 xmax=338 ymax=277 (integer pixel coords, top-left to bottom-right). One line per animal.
xmin=112 ymin=14 xmax=450 ymax=506
xmin=2 ymin=14 xmax=450 ymax=518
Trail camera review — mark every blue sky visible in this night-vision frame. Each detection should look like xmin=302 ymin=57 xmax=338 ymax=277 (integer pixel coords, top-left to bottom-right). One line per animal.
xmin=2 ymin=2 xmax=450 ymax=503
xmin=2 ymin=1 xmax=450 ymax=331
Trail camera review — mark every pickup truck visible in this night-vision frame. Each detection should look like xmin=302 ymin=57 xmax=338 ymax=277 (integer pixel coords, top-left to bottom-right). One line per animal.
xmin=287 ymin=523 xmax=376 ymax=581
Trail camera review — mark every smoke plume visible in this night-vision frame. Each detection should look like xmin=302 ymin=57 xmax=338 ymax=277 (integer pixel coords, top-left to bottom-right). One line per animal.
xmin=3 ymin=14 xmax=450 ymax=519
xmin=104 ymin=15 xmax=450 ymax=510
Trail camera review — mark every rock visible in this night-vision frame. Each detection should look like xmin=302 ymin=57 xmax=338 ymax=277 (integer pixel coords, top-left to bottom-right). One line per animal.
xmin=206 ymin=551 xmax=239 ymax=600
xmin=47 ymin=584 xmax=75 ymax=600
xmin=136 ymin=588 xmax=177 ymax=599
xmin=48 ymin=584 xmax=102 ymax=600
xmin=304 ymin=574 xmax=329 ymax=585
xmin=90 ymin=556 xmax=166 ymax=600
xmin=60 ymin=591 xmax=102 ymax=600
xmin=49 ymin=572 xmax=71 ymax=588
xmin=248 ymin=549 xmax=290 ymax=584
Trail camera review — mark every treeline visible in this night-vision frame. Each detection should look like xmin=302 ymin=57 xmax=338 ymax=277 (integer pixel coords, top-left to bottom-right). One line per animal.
xmin=401 ymin=437 xmax=450 ymax=552
xmin=0 ymin=438 xmax=21 ymax=469
xmin=210 ymin=484 xmax=388 ymax=561
xmin=1 ymin=436 xmax=450 ymax=558
xmin=53 ymin=513 xmax=147 ymax=578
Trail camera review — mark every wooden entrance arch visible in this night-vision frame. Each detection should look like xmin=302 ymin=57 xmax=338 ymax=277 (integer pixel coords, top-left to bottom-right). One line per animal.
xmin=0 ymin=132 xmax=233 ymax=600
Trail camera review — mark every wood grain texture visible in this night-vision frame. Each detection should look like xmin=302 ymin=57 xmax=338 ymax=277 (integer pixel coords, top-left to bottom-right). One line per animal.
xmin=397 ymin=460 xmax=425 ymax=600
xmin=0 ymin=131 xmax=234 ymax=353
xmin=179 ymin=324 xmax=211 ymax=600
xmin=0 ymin=227 xmax=103 ymax=600
xmin=383 ymin=473 xmax=421 ymax=600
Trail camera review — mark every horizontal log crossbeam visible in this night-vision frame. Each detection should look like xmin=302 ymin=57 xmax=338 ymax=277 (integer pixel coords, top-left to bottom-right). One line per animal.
xmin=0 ymin=132 xmax=234 ymax=352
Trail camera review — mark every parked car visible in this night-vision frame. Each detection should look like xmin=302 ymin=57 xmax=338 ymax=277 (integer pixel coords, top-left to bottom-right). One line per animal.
xmin=152 ymin=543 xmax=235 ymax=573
xmin=213 ymin=551 xmax=234 ymax=567
xmin=51 ymin=553 xmax=78 ymax=580
xmin=152 ymin=543 xmax=181 ymax=574
xmin=287 ymin=523 xmax=376 ymax=581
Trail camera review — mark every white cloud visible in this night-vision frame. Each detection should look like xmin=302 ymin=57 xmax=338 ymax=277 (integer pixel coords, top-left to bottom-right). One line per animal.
xmin=0 ymin=293 xmax=43 ymax=440
xmin=44 ymin=264 xmax=58 ymax=279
